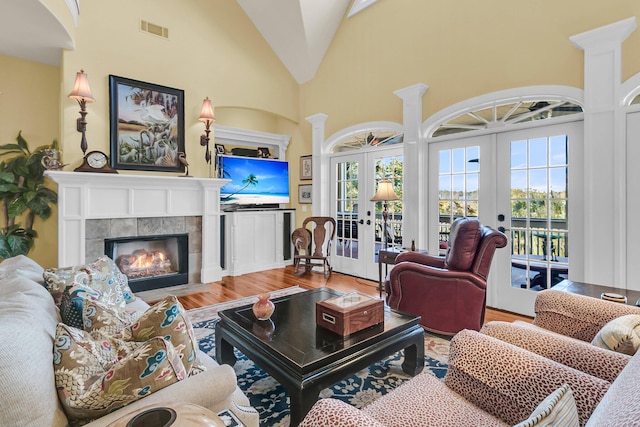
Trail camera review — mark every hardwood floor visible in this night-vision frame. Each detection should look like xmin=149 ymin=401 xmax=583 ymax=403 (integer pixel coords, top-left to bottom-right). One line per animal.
xmin=177 ymin=266 xmax=532 ymax=324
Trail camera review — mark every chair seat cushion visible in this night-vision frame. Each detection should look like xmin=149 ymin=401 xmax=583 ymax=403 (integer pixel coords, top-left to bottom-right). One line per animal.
xmin=363 ymin=372 xmax=508 ymax=426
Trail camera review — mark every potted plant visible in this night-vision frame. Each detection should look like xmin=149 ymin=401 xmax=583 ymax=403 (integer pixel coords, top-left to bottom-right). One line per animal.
xmin=0 ymin=131 xmax=58 ymax=258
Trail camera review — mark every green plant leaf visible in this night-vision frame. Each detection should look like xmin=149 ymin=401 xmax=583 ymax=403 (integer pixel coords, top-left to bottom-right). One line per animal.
xmin=0 ymin=132 xmax=57 ymax=251
xmin=8 ymin=198 xmax=27 ymax=218
xmin=0 ymin=225 xmax=35 ymax=258
xmin=15 ymin=131 xmax=30 ymax=153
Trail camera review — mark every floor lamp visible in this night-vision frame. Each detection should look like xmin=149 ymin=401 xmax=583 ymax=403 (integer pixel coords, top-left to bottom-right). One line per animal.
xmin=371 ymin=179 xmax=400 ymax=251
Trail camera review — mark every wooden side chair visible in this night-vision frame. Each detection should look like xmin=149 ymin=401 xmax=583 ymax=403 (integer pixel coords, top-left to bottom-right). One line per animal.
xmin=292 ymin=216 xmax=336 ymax=279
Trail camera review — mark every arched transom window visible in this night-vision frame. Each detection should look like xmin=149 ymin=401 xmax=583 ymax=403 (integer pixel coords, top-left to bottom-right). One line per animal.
xmin=332 ymin=130 xmax=403 ymax=153
xmin=432 ymin=100 xmax=583 ymax=138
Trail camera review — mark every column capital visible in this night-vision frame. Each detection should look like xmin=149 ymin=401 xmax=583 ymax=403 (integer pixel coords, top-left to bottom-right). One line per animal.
xmin=305 ymin=113 xmax=328 ymax=126
xmin=570 ymin=17 xmax=636 ymax=51
xmin=393 ymin=83 xmax=429 ymax=102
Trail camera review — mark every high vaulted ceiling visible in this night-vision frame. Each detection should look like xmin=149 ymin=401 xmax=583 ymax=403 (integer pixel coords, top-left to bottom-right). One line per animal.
xmin=236 ymin=0 xmax=351 ymax=84
xmin=0 ymin=0 xmax=380 ymax=84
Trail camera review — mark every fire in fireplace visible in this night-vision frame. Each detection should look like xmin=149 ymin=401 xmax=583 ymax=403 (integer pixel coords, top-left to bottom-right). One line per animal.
xmin=105 ymin=233 xmax=189 ymax=292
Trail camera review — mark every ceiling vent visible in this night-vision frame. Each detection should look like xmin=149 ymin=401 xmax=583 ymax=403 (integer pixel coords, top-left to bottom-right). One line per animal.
xmin=140 ymin=20 xmax=169 ymax=39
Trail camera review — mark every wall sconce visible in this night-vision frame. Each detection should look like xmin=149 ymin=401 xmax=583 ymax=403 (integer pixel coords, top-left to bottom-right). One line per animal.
xmin=371 ymin=179 xmax=400 ymax=250
xmin=68 ymin=69 xmax=95 ymax=156
xmin=199 ymin=97 xmax=216 ymax=178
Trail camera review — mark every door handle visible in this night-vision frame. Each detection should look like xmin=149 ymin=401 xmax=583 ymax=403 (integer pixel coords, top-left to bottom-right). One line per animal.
xmin=498 ymin=226 xmax=510 ymax=233
xmin=359 ymin=219 xmax=364 ymax=225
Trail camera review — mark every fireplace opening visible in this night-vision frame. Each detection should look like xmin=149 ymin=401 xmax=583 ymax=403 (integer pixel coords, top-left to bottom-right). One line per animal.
xmin=105 ymin=233 xmax=189 ymax=292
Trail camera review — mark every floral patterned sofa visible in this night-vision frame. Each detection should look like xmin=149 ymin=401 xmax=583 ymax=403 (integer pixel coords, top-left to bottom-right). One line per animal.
xmin=0 ymin=255 xmax=259 ymax=427
xmin=301 ymin=290 xmax=640 ymax=426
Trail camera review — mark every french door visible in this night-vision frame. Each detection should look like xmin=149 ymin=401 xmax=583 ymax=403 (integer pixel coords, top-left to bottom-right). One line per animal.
xmin=330 ymin=147 xmax=403 ymax=280
xmin=428 ymin=121 xmax=580 ymax=316
xmin=494 ymin=122 xmax=580 ymax=315
xmin=428 ymin=135 xmax=493 ymax=255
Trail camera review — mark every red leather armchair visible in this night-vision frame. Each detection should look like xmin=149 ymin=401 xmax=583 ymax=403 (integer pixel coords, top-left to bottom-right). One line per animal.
xmin=386 ymin=217 xmax=507 ymax=336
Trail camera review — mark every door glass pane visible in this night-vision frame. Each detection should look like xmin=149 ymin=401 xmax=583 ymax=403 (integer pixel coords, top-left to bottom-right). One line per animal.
xmin=373 ymin=155 xmax=403 ymax=255
xmin=336 ymin=161 xmax=359 ymax=259
xmin=529 ymin=169 xmax=547 ymax=199
xmin=549 ymin=135 xmax=567 ymax=166
xmin=439 ymin=150 xmax=451 ymax=174
xmin=529 ymin=138 xmax=547 ymax=167
xmin=511 ymin=135 xmax=568 ymax=291
xmin=511 ymin=140 xmax=527 ymax=168
xmin=438 ymin=146 xmax=480 ymax=254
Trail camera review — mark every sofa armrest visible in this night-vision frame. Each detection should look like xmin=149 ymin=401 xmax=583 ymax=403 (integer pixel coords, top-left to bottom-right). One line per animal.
xmin=396 ymin=251 xmax=445 ymax=268
xmin=533 ymin=290 xmax=640 ymax=342
xmin=480 ymin=321 xmax=630 ymax=383
xmin=445 ymin=330 xmax=610 ymax=426
xmin=85 ymin=363 xmax=241 ymax=427
xmin=299 ymin=398 xmax=385 ymax=427
xmin=586 ymin=350 xmax=640 ymax=427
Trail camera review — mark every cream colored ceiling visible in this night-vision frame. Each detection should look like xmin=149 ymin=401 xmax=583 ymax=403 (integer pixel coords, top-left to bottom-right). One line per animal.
xmin=236 ymin=0 xmax=351 ymax=84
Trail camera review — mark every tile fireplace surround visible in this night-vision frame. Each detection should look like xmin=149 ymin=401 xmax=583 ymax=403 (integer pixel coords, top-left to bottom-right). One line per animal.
xmin=45 ymin=171 xmax=228 ymax=284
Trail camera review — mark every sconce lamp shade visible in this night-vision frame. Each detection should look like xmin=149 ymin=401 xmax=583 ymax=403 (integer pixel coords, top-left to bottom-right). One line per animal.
xmin=199 ymin=97 xmax=216 ymax=123
xmin=371 ymin=180 xmax=400 ymax=202
xmin=68 ymin=70 xmax=95 ymax=103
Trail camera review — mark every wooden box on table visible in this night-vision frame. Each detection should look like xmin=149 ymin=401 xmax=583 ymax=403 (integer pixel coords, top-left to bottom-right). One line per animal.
xmin=316 ymin=292 xmax=384 ymax=336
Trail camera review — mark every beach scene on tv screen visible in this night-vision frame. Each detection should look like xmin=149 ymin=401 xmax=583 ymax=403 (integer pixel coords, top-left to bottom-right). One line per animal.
xmin=220 ymin=156 xmax=290 ymax=204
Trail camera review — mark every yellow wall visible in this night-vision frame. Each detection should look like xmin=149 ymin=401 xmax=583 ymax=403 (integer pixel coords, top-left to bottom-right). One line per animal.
xmin=300 ymin=0 xmax=640 ymax=137
xmin=0 ymin=55 xmax=60 ymax=268
xmin=60 ymin=0 xmax=299 ymax=178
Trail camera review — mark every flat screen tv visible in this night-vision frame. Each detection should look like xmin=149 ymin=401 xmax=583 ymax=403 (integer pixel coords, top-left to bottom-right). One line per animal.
xmin=219 ymin=155 xmax=290 ymax=206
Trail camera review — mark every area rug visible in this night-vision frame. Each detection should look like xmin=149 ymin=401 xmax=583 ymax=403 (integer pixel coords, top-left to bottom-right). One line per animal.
xmin=189 ymin=288 xmax=449 ymax=427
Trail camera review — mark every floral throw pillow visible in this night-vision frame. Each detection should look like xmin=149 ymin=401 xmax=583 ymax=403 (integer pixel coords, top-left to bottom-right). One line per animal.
xmin=80 ymin=295 xmax=204 ymax=376
xmin=113 ymin=295 xmax=205 ymax=376
xmin=82 ymin=298 xmax=140 ymax=335
xmin=43 ymin=255 xmax=135 ymax=308
xmin=53 ymin=323 xmax=187 ymax=421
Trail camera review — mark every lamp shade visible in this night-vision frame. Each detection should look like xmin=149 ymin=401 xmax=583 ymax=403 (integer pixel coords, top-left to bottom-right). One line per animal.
xmin=68 ymin=70 xmax=94 ymax=102
xmin=371 ymin=180 xmax=400 ymax=202
xmin=199 ymin=97 xmax=216 ymax=122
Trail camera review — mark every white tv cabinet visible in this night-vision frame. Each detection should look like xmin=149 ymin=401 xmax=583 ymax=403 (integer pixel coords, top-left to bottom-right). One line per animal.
xmin=221 ymin=209 xmax=295 ymax=276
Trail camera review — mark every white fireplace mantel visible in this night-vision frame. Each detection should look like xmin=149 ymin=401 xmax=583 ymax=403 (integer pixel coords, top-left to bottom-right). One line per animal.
xmin=46 ymin=171 xmax=229 ymax=283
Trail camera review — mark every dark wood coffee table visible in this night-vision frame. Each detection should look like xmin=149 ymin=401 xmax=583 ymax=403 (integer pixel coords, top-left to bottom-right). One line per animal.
xmin=215 ymin=287 xmax=424 ymax=426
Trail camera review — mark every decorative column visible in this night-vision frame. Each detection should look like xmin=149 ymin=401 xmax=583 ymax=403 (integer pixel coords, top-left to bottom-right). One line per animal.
xmin=305 ymin=113 xmax=329 ymax=216
xmin=393 ymin=83 xmax=429 ymax=249
xmin=570 ymin=17 xmax=636 ymax=286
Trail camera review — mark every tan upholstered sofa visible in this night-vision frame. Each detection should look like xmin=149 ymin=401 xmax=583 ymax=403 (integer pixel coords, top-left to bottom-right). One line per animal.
xmin=301 ymin=290 xmax=640 ymax=426
xmin=0 ymin=256 xmax=259 ymax=427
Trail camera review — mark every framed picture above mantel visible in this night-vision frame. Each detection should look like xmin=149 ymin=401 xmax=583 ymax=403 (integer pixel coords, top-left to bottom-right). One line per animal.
xmin=108 ymin=75 xmax=185 ymax=173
